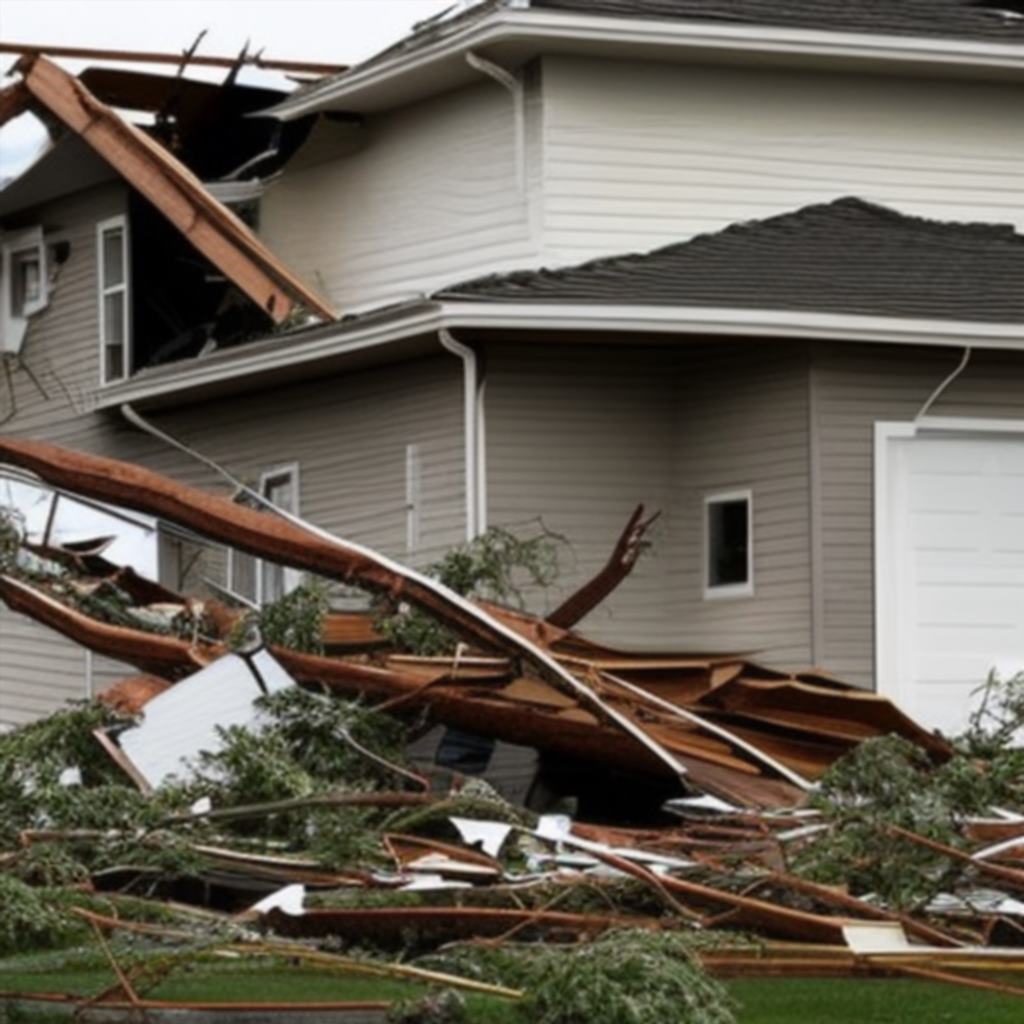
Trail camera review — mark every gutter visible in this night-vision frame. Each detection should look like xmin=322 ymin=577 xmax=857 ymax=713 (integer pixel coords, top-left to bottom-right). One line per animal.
xmin=95 ymin=300 xmax=1024 ymax=411
xmin=439 ymin=329 xmax=488 ymax=541
xmin=269 ymin=9 xmax=1024 ymax=119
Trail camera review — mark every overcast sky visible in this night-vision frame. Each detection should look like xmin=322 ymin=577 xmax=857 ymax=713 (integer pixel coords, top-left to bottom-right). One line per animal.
xmin=0 ymin=0 xmax=455 ymax=178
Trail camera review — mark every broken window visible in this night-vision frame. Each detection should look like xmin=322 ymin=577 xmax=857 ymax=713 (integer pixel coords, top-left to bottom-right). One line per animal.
xmin=227 ymin=464 xmax=301 ymax=606
xmin=97 ymin=215 xmax=130 ymax=383
xmin=704 ymin=490 xmax=753 ymax=599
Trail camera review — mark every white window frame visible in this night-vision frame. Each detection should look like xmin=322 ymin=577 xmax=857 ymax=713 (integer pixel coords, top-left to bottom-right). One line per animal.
xmin=703 ymin=488 xmax=754 ymax=600
xmin=97 ymin=215 xmax=130 ymax=385
xmin=1 ymin=226 xmax=48 ymax=356
xmin=226 ymin=463 xmax=302 ymax=607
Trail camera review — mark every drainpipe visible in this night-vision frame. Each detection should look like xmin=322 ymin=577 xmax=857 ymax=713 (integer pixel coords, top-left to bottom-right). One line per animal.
xmin=466 ymin=51 xmax=525 ymax=193
xmin=439 ymin=328 xmax=487 ymax=541
xmin=916 ymin=346 xmax=972 ymax=421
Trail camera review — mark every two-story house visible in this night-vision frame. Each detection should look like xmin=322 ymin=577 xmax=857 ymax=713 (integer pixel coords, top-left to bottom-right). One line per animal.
xmin=1 ymin=0 xmax=1022 ymax=737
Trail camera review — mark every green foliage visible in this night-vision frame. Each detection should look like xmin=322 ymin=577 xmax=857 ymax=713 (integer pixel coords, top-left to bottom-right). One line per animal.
xmin=387 ymin=988 xmax=467 ymax=1024
xmin=424 ymin=930 xmax=734 ymax=1024
xmin=797 ymin=673 xmax=1024 ymax=909
xmin=376 ymin=525 xmax=565 ymax=655
xmin=0 ymin=878 xmax=87 ymax=956
xmin=257 ymin=686 xmax=411 ymax=787
xmin=189 ymin=726 xmax=315 ymax=809
xmin=955 ymin=671 xmax=1024 ymax=807
xmin=0 ymin=505 xmax=23 ymax=572
xmin=239 ymin=578 xmax=330 ymax=654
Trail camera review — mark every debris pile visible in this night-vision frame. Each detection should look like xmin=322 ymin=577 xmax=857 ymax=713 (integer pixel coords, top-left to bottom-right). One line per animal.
xmin=2 ymin=439 xmax=1023 ymax=1018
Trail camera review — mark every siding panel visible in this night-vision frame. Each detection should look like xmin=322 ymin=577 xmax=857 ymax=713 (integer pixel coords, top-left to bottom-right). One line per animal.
xmin=259 ymin=77 xmax=542 ymax=313
xmin=541 ymin=57 xmax=1024 ymax=267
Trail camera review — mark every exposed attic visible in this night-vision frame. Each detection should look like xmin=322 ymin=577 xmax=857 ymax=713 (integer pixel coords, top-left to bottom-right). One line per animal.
xmin=0 ymin=50 xmax=339 ymax=379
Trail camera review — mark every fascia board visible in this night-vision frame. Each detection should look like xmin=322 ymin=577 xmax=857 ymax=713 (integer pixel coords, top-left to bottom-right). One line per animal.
xmin=96 ymin=299 xmax=1023 ymax=411
xmin=438 ymin=302 xmax=1024 ymax=350
xmin=94 ymin=303 xmax=445 ymax=410
xmin=269 ymin=9 xmax=1024 ymax=118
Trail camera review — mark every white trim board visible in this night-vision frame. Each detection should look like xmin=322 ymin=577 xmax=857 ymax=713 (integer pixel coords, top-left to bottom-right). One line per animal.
xmin=874 ymin=417 xmax=1024 ymax=716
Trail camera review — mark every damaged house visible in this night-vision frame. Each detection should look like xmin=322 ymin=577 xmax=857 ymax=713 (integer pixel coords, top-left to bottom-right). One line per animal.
xmin=1 ymin=0 xmax=1023 ymax=743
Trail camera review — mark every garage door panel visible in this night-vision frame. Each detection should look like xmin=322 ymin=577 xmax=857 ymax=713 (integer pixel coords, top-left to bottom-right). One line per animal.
xmin=880 ymin=430 xmax=1024 ymax=737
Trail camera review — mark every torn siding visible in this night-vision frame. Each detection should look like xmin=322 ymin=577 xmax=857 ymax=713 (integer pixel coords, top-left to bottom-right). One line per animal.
xmin=259 ymin=78 xmax=544 ymax=313
xmin=810 ymin=344 xmax=1024 ymax=690
xmin=539 ymin=56 xmax=1024 ymax=268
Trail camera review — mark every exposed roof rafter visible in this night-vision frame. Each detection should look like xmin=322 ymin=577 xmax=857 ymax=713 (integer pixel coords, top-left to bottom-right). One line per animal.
xmin=8 ymin=53 xmax=336 ymax=325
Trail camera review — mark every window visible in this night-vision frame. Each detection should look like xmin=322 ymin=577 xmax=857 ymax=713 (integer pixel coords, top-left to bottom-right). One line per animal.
xmin=704 ymin=490 xmax=753 ymax=599
xmin=1 ymin=226 xmax=47 ymax=356
xmin=97 ymin=216 xmax=130 ymax=383
xmin=227 ymin=464 xmax=301 ymax=606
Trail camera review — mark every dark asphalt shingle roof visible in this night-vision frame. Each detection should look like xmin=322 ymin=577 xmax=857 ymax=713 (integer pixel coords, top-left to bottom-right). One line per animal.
xmin=533 ymin=1 xmax=1024 ymax=44
xmin=436 ymin=198 xmax=1024 ymax=323
xmin=289 ymin=1 xmax=1024 ymax=113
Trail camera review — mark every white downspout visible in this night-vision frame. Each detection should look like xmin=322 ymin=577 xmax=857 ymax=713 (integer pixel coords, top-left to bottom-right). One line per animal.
xmin=439 ymin=328 xmax=486 ymax=540
xmin=465 ymin=51 xmax=525 ymax=193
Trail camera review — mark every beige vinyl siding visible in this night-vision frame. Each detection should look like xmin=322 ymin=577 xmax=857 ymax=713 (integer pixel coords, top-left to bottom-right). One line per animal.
xmin=811 ymin=344 xmax=1024 ymax=690
xmin=1 ymin=184 xmax=465 ymax=727
xmin=539 ymin=56 xmax=1024 ymax=267
xmin=484 ymin=342 xmax=677 ymax=648
xmin=259 ymin=75 xmax=542 ymax=314
xmin=484 ymin=340 xmax=812 ymax=665
xmin=672 ymin=343 xmax=812 ymax=667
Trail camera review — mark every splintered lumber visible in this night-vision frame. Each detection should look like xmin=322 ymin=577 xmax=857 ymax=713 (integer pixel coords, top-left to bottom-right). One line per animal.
xmin=0 ymin=437 xmax=690 ymax=789
xmin=0 ymin=573 xmax=802 ymax=803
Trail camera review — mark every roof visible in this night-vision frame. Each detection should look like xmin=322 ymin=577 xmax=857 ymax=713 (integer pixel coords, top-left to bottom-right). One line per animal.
xmin=533 ymin=1 xmax=1024 ymax=44
xmin=272 ymin=0 xmax=1024 ymax=118
xmin=436 ymin=198 xmax=1024 ymax=324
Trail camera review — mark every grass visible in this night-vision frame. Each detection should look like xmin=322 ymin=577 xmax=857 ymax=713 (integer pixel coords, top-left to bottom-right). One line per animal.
xmin=728 ymin=978 xmax=1024 ymax=1024
xmin=3 ymin=952 xmax=1023 ymax=1022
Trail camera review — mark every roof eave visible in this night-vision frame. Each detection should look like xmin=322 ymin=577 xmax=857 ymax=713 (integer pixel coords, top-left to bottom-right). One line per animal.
xmin=95 ymin=299 xmax=1024 ymax=412
xmin=267 ymin=9 xmax=1024 ymax=119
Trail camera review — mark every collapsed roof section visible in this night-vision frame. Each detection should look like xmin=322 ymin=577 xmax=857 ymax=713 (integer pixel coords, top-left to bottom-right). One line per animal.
xmin=0 ymin=54 xmax=336 ymax=325
xmin=438 ymin=198 xmax=1024 ymax=324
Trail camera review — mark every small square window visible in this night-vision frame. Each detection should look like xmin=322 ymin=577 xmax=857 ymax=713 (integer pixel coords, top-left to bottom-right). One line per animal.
xmin=704 ymin=490 xmax=753 ymax=599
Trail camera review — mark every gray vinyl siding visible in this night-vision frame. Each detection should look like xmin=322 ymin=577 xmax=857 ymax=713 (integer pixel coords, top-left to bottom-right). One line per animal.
xmin=811 ymin=344 xmax=1024 ymax=690
xmin=539 ymin=55 xmax=1024 ymax=267
xmin=673 ymin=343 xmax=813 ymax=668
xmin=484 ymin=340 xmax=812 ymax=665
xmin=1 ymin=184 xmax=465 ymax=728
xmin=259 ymin=76 xmax=543 ymax=314
xmin=484 ymin=343 xmax=678 ymax=648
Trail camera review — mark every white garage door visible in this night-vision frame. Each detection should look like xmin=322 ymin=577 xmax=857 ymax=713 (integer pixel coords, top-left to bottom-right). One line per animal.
xmin=877 ymin=428 xmax=1024 ymax=738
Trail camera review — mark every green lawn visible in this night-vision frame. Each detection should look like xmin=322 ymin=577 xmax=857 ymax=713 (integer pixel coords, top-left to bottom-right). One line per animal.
xmin=3 ymin=952 xmax=1022 ymax=1022
xmin=729 ymin=978 xmax=1023 ymax=1024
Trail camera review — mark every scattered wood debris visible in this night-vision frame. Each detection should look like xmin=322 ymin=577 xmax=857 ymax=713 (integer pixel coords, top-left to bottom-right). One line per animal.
xmin=1 ymin=439 xmax=1022 ymax=1019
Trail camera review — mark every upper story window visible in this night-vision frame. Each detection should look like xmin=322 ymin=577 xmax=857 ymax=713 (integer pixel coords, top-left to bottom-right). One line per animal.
xmin=1 ymin=226 xmax=48 ymax=356
xmin=704 ymin=489 xmax=753 ymax=600
xmin=228 ymin=464 xmax=301 ymax=607
xmin=97 ymin=216 xmax=130 ymax=384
